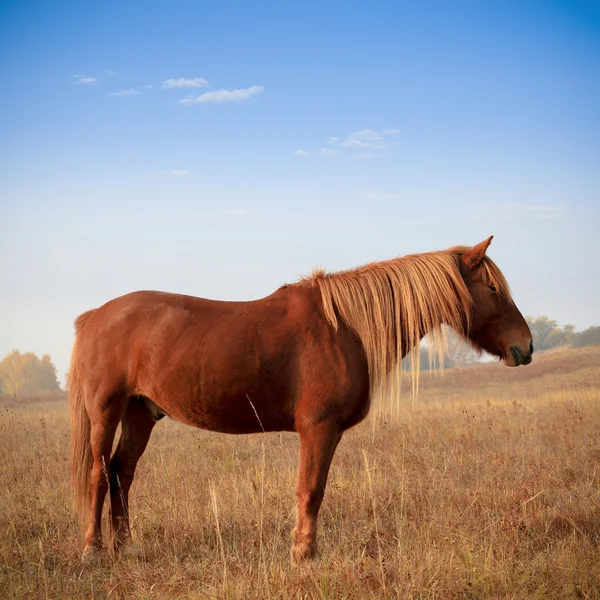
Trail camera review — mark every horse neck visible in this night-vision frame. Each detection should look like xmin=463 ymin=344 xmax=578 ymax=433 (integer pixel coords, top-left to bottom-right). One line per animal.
xmin=392 ymin=274 xmax=469 ymax=361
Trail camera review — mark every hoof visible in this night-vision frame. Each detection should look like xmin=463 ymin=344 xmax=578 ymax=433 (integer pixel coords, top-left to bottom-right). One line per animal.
xmin=81 ymin=546 xmax=101 ymax=565
xmin=290 ymin=542 xmax=319 ymax=566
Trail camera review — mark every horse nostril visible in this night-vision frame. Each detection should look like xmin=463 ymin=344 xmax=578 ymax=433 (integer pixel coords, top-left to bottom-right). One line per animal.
xmin=529 ymin=341 xmax=534 ymax=355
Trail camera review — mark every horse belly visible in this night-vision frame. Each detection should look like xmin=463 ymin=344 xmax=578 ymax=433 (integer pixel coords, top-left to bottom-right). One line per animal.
xmin=148 ymin=354 xmax=296 ymax=434
xmin=155 ymin=387 xmax=296 ymax=434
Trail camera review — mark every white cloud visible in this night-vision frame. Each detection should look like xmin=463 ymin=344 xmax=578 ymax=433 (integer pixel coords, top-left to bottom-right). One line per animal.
xmin=108 ymin=89 xmax=140 ymax=97
xmin=468 ymin=203 xmax=565 ymax=222
xmin=180 ymin=85 xmax=264 ymax=105
xmin=295 ymin=128 xmax=399 ymax=159
xmin=162 ymin=77 xmax=210 ymax=89
xmin=329 ymin=128 xmax=400 ymax=150
xmin=293 ymin=148 xmax=340 ymax=158
xmin=105 ymin=70 xmax=119 ymax=76
xmin=362 ymin=190 xmax=401 ymax=201
xmin=73 ymin=74 xmax=97 ymax=85
xmin=216 ymin=209 xmax=249 ymax=217
xmin=316 ymin=148 xmax=339 ymax=158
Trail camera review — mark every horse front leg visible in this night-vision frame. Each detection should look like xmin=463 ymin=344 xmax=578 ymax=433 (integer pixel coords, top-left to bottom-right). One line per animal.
xmin=291 ymin=421 xmax=342 ymax=564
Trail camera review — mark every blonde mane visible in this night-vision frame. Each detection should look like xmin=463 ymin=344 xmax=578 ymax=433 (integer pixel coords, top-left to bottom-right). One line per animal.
xmin=303 ymin=247 xmax=511 ymax=417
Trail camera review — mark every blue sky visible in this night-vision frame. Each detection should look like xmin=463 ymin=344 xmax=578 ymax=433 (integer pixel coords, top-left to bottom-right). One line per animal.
xmin=1 ymin=1 xmax=599 ymax=384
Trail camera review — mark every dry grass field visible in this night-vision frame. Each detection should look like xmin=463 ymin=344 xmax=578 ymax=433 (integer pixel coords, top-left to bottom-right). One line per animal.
xmin=1 ymin=347 xmax=599 ymax=599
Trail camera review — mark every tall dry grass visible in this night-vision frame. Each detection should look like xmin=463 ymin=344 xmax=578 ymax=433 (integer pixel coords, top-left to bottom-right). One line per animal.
xmin=1 ymin=347 xmax=599 ymax=599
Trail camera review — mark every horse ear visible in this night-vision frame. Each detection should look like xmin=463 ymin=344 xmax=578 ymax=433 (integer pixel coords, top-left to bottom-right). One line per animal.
xmin=462 ymin=236 xmax=493 ymax=269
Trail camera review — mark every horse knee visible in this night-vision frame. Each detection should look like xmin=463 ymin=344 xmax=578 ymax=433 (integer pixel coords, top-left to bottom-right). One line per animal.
xmin=90 ymin=462 xmax=109 ymax=493
xmin=297 ymin=488 xmax=324 ymax=515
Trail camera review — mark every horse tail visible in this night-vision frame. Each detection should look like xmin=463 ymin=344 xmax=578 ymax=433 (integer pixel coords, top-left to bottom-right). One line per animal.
xmin=69 ymin=309 xmax=96 ymax=529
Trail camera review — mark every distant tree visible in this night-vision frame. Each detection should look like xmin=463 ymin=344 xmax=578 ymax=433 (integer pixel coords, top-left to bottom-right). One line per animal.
xmin=407 ymin=347 xmax=452 ymax=371
xmin=416 ymin=328 xmax=481 ymax=370
xmin=418 ymin=350 xmax=453 ymax=371
xmin=572 ymin=326 xmax=600 ymax=348
xmin=444 ymin=330 xmax=482 ymax=367
xmin=526 ymin=316 xmax=575 ymax=351
xmin=0 ymin=350 xmax=61 ymax=394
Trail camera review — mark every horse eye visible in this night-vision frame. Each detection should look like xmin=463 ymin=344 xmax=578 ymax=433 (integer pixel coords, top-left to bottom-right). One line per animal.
xmin=489 ymin=285 xmax=497 ymax=292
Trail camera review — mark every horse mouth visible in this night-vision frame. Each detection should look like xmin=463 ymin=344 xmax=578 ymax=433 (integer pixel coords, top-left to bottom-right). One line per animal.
xmin=509 ymin=347 xmax=522 ymax=366
xmin=506 ymin=346 xmax=532 ymax=367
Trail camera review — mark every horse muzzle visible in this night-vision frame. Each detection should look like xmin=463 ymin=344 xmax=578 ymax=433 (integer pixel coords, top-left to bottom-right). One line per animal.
xmin=506 ymin=342 xmax=534 ymax=367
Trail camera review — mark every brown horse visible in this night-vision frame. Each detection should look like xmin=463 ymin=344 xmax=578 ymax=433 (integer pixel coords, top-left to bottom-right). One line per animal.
xmin=69 ymin=236 xmax=533 ymax=563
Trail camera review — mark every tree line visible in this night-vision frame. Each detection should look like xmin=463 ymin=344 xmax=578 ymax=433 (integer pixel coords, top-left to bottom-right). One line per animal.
xmin=526 ymin=316 xmax=600 ymax=351
xmin=0 ymin=350 xmax=60 ymax=394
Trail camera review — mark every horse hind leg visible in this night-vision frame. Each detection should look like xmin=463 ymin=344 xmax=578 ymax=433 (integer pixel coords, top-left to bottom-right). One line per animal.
xmin=82 ymin=389 xmax=128 ymax=561
xmin=109 ymin=397 xmax=156 ymax=553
